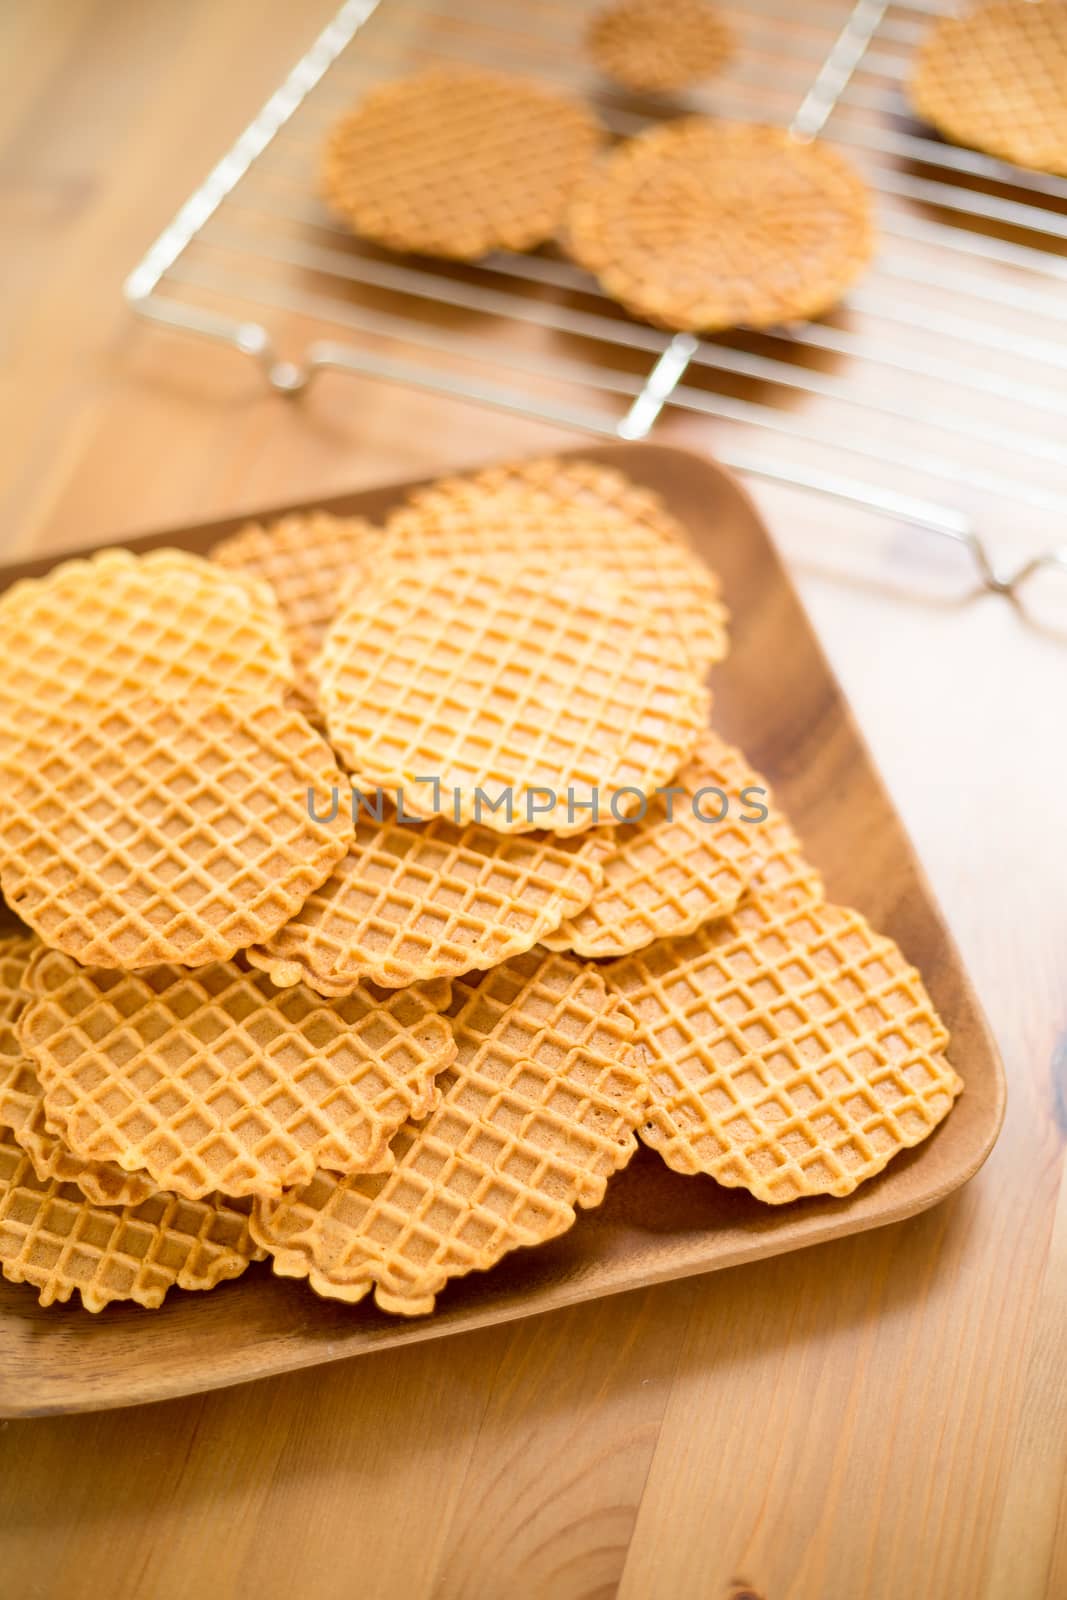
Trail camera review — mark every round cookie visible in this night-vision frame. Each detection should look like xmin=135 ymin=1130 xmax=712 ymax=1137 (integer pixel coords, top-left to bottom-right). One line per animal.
xmin=322 ymin=65 xmax=603 ymax=259
xmin=910 ymin=1 xmax=1067 ymax=177
xmin=247 ymin=807 xmax=613 ymax=994
xmin=251 ymin=949 xmax=645 ymax=1315
xmin=608 ymin=896 xmax=962 ymax=1203
xmin=0 ymin=697 xmax=352 ymax=969
xmin=383 ymin=455 xmax=729 ymax=673
xmin=567 ymin=119 xmax=874 ymax=331
xmin=0 ymin=1122 xmax=264 ymax=1312
xmin=315 ymin=561 xmax=710 ymax=835
xmin=587 ymin=0 xmax=735 ymax=93
xmin=20 ymin=947 xmax=456 ymax=1200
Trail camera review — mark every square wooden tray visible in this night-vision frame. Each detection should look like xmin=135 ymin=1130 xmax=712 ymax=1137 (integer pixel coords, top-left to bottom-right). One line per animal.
xmin=0 ymin=443 xmax=1005 ymax=1416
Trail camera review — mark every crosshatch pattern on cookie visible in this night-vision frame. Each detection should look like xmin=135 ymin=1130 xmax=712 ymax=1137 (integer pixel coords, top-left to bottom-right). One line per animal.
xmin=316 ymin=562 xmax=709 ymax=836
xmin=910 ymin=1 xmax=1067 ymax=177
xmin=212 ymin=512 xmax=379 ymax=716
xmin=545 ymin=731 xmax=775 ymax=957
xmin=252 ymin=950 xmax=646 ymax=1314
xmin=384 ymin=456 xmax=729 ymax=672
xmin=0 ymin=548 xmax=291 ymax=736
xmin=322 ymin=65 xmax=604 ymax=259
xmin=608 ymin=898 xmax=961 ymax=1203
xmin=0 ymin=697 xmax=352 ymax=969
xmin=248 ymin=806 xmax=613 ymax=993
xmin=20 ymin=948 xmax=455 ymax=1199
xmin=0 ymin=1123 xmax=264 ymax=1312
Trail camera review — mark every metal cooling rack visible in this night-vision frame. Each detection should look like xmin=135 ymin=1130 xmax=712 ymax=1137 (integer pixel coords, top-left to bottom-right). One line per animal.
xmin=125 ymin=0 xmax=1067 ymax=603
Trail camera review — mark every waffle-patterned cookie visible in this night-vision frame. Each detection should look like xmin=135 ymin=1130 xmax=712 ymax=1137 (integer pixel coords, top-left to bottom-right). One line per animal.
xmin=747 ymin=804 xmax=824 ymax=911
xmin=0 ymin=933 xmax=154 ymax=1206
xmin=0 ymin=548 xmax=291 ymax=738
xmin=20 ymin=947 xmax=456 ymax=1200
xmin=247 ymin=805 xmax=613 ymax=993
xmin=252 ymin=949 xmax=646 ymax=1313
xmin=608 ymin=897 xmax=961 ymax=1203
xmin=322 ymin=66 xmax=603 ymax=259
xmin=385 ymin=456 xmax=729 ymax=672
xmin=587 ymin=0 xmax=735 ymax=92
xmin=0 ymin=1123 xmax=262 ymax=1312
xmin=567 ymin=119 xmax=874 ymax=331
xmin=0 ymin=697 xmax=352 ymax=968
xmin=211 ymin=512 xmax=378 ymax=717
xmin=543 ymin=732 xmax=773 ymax=958
xmin=910 ymin=1 xmax=1067 ymax=177
xmin=1 ymin=1053 xmax=155 ymax=1208
xmin=316 ymin=563 xmax=709 ymax=835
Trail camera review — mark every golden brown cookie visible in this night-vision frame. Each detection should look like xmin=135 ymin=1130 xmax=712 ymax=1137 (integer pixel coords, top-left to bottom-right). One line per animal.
xmin=0 ymin=548 xmax=291 ymax=738
xmin=247 ymin=805 xmax=612 ymax=993
xmin=0 ymin=697 xmax=352 ymax=969
xmin=608 ymin=896 xmax=961 ymax=1203
xmin=910 ymin=1 xmax=1067 ymax=176
xmin=543 ymin=731 xmax=773 ymax=957
xmin=316 ymin=561 xmax=710 ymax=835
xmin=0 ymin=1123 xmax=263 ymax=1312
xmin=567 ymin=119 xmax=874 ymax=331
xmin=20 ymin=946 xmax=457 ymax=1200
xmin=0 ymin=933 xmax=155 ymax=1206
xmin=384 ymin=455 xmax=729 ymax=673
xmin=211 ymin=512 xmax=378 ymax=718
xmin=251 ymin=949 xmax=645 ymax=1314
xmin=322 ymin=66 xmax=603 ymax=259
xmin=587 ymin=0 xmax=735 ymax=92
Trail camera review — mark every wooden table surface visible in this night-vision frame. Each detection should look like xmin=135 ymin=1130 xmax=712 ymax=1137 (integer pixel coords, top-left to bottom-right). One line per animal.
xmin=1 ymin=4 xmax=1064 ymax=1597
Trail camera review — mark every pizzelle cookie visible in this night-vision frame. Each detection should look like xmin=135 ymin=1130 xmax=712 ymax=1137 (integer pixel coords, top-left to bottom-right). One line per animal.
xmin=19 ymin=947 xmax=457 ymax=1200
xmin=211 ymin=512 xmax=378 ymax=717
xmin=384 ymin=455 xmax=729 ymax=672
xmin=909 ymin=1 xmax=1067 ymax=177
xmin=567 ymin=119 xmax=874 ymax=331
xmin=0 ymin=697 xmax=352 ymax=968
xmin=322 ymin=65 xmax=603 ymax=259
xmin=247 ymin=804 xmax=614 ymax=994
xmin=251 ymin=949 xmax=646 ymax=1314
xmin=316 ymin=562 xmax=709 ymax=835
xmin=608 ymin=897 xmax=961 ymax=1203
xmin=0 ymin=548 xmax=291 ymax=738
xmin=0 ymin=1123 xmax=264 ymax=1312
xmin=543 ymin=732 xmax=774 ymax=958
xmin=586 ymin=0 xmax=735 ymax=92
xmin=0 ymin=932 xmax=154 ymax=1206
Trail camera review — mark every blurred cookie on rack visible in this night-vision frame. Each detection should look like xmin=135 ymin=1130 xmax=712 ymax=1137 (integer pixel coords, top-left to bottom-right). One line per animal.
xmin=567 ymin=119 xmax=874 ymax=331
xmin=322 ymin=65 xmax=603 ymax=259
xmin=587 ymin=0 xmax=735 ymax=93
xmin=909 ymin=0 xmax=1067 ymax=177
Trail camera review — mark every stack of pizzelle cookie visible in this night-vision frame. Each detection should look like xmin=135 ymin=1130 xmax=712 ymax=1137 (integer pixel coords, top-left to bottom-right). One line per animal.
xmin=0 ymin=456 xmax=961 ymax=1320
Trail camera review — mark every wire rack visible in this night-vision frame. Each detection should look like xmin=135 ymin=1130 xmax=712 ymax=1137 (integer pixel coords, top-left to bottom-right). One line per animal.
xmin=125 ymin=0 xmax=1067 ymax=603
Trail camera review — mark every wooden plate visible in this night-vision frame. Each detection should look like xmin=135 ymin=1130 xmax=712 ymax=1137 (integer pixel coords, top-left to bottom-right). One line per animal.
xmin=0 ymin=443 xmax=1005 ymax=1416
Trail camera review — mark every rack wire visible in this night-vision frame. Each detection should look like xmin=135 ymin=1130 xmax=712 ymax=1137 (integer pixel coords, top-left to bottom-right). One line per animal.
xmin=125 ymin=0 xmax=1067 ymax=603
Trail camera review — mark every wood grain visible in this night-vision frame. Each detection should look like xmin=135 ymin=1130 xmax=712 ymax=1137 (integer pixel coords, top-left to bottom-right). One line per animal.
xmin=0 ymin=2 xmax=1064 ymax=1597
